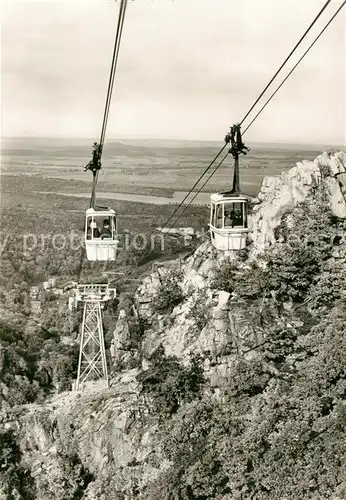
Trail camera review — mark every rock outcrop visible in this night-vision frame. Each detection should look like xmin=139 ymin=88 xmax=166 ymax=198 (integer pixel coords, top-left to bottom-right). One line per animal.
xmin=249 ymin=151 xmax=346 ymax=254
xmin=110 ymin=310 xmax=139 ymax=370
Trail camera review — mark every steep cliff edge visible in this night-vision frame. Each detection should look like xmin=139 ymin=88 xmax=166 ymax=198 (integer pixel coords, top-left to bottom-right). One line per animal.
xmin=1 ymin=151 xmax=346 ymax=500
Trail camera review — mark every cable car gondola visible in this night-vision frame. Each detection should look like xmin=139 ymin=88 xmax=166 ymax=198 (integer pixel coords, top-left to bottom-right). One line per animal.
xmin=209 ymin=124 xmax=250 ymax=251
xmin=210 ymin=192 xmax=248 ymax=251
xmin=85 ymin=207 xmax=118 ymax=262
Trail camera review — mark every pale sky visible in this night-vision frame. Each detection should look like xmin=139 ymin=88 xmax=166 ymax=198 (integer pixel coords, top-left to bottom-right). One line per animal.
xmin=1 ymin=0 xmax=345 ymax=144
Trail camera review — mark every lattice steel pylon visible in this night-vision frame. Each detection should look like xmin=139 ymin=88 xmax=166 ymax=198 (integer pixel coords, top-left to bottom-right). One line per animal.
xmin=73 ymin=283 xmax=116 ymax=391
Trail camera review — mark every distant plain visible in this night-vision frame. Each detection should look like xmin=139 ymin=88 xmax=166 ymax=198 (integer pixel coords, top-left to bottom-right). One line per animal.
xmin=0 ymin=137 xmax=339 ymax=233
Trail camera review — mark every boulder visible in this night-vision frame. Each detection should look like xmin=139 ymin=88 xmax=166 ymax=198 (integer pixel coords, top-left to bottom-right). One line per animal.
xmin=325 ymin=176 xmax=346 ymax=218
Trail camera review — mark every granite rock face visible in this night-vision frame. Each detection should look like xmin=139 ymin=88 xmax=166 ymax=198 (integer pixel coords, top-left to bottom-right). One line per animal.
xmin=249 ymin=151 xmax=346 ymax=254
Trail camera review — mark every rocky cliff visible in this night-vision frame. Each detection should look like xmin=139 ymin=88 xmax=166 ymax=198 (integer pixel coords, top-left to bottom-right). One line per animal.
xmin=249 ymin=150 xmax=346 ymax=253
xmin=1 ymin=151 xmax=346 ymax=500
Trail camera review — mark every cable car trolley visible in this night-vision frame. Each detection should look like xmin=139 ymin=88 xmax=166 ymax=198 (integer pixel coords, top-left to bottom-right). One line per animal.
xmin=209 ymin=124 xmax=250 ymax=251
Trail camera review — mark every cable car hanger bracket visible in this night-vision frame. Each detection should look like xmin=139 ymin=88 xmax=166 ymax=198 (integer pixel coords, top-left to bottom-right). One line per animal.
xmin=224 ymin=124 xmax=249 ymax=195
xmin=84 ymin=142 xmax=103 ymax=175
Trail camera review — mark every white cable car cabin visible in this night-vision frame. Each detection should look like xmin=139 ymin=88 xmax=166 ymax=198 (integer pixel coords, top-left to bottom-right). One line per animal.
xmin=209 ymin=193 xmax=249 ymax=251
xmin=85 ymin=208 xmax=118 ymax=261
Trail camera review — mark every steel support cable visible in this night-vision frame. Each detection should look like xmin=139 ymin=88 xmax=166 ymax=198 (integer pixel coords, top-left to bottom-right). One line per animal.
xmin=110 ymin=2 xmax=343 ymax=286
xmin=111 ymin=154 xmax=232 ymax=287
xmin=158 ymin=142 xmax=229 ymax=232
xmin=166 ymin=0 xmax=346 ymax=233
xmin=243 ymin=0 xmax=346 ymax=134
xmin=165 ymin=152 xmax=230 ymax=233
xmin=90 ymin=0 xmax=127 ymax=209
xmin=239 ymin=0 xmax=332 ymax=126
xmin=112 ymin=152 xmax=230 ymax=285
xmin=99 ymin=0 xmax=128 ymax=150
xmin=112 ymin=148 xmax=230 ymax=286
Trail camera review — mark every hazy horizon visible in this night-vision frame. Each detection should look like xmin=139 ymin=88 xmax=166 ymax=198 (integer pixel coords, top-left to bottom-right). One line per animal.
xmin=2 ymin=0 xmax=345 ymax=144
xmin=1 ymin=135 xmax=345 ymax=150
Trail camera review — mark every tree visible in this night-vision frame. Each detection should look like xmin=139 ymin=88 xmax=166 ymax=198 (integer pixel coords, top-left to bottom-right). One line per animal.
xmin=151 ymin=271 xmax=185 ymax=315
xmin=138 ymin=348 xmax=204 ymax=418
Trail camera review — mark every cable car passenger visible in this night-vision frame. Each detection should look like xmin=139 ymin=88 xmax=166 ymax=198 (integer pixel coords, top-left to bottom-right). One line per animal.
xmin=215 ymin=204 xmax=223 ymax=228
xmin=86 ymin=220 xmax=100 ymax=240
xmin=100 ymin=219 xmax=112 ymax=239
xmin=224 ymin=210 xmax=233 ymax=227
xmin=233 ymin=208 xmax=243 ymax=226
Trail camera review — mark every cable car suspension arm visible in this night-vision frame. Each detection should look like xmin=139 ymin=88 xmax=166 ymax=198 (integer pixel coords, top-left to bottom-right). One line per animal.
xmin=225 ymin=124 xmax=249 ymax=193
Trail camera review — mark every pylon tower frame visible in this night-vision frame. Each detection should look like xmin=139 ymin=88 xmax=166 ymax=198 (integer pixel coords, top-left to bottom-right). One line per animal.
xmin=74 ymin=283 xmax=116 ymax=391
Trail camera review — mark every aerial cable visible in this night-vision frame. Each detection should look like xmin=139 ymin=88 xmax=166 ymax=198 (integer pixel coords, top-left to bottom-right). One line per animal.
xmin=243 ymin=0 xmax=346 ymax=134
xmin=158 ymin=142 xmax=229 ymax=232
xmin=164 ymin=151 xmax=230 ymax=233
xmin=113 ymin=150 xmax=230 ymax=288
xmin=111 ymin=2 xmax=343 ymax=285
xmin=100 ymin=0 xmax=128 ymax=150
xmin=165 ymin=0 xmax=345 ymax=232
xmin=240 ymin=0 xmax=332 ymax=126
